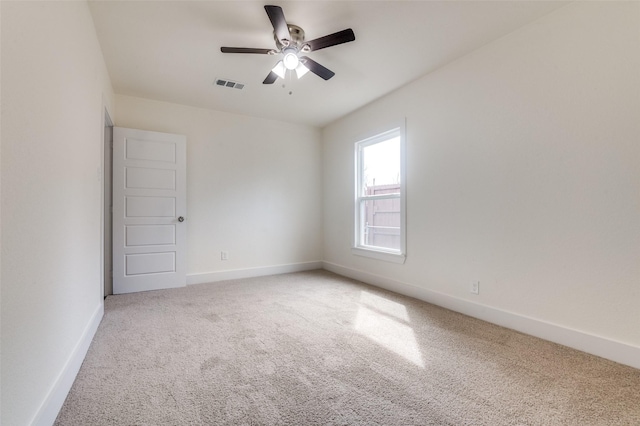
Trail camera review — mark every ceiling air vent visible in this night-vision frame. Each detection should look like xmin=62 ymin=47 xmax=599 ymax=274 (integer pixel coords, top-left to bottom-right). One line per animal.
xmin=214 ymin=78 xmax=245 ymax=90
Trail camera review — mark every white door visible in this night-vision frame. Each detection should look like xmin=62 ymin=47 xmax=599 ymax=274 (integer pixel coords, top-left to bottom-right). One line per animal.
xmin=113 ymin=127 xmax=187 ymax=294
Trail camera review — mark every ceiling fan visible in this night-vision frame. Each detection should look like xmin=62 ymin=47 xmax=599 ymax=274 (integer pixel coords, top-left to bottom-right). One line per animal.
xmin=220 ymin=5 xmax=355 ymax=84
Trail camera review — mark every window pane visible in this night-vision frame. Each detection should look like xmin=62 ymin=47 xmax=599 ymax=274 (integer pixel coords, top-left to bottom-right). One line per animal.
xmin=354 ymin=125 xmax=405 ymax=260
xmin=362 ymin=198 xmax=401 ymax=250
xmin=362 ymin=136 xmax=400 ymax=195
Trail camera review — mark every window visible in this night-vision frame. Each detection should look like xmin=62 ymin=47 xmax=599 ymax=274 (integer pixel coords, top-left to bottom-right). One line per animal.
xmin=353 ymin=123 xmax=406 ymax=263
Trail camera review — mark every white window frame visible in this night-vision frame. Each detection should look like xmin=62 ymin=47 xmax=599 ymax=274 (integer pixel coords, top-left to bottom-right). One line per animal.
xmin=352 ymin=120 xmax=406 ymax=264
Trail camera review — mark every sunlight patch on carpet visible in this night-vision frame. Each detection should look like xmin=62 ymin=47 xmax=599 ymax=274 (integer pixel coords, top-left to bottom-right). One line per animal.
xmin=359 ymin=291 xmax=410 ymax=321
xmin=355 ymin=292 xmax=424 ymax=368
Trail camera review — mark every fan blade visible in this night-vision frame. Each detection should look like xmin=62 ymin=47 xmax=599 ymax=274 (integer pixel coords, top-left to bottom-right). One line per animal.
xmin=306 ymin=28 xmax=355 ymax=52
xmin=221 ymin=47 xmax=273 ymax=54
xmin=263 ymin=71 xmax=278 ymax=85
xmin=299 ymin=57 xmax=335 ymax=80
xmin=264 ymin=5 xmax=291 ymax=44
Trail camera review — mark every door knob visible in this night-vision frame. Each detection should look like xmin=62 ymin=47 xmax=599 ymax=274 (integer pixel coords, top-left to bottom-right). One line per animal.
xmin=178 ymin=216 xmax=185 ymax=222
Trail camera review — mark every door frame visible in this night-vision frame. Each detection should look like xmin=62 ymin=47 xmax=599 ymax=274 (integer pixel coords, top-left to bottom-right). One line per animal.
xmin=102 ymin=106 xmax=114 ymax=298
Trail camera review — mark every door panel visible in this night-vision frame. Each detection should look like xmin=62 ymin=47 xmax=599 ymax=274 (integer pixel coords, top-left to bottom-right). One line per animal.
xmin=126 ymin=167 xmax=176 ymax=190
xmin=125 ymin=252 xmax=175 ymax=275
xmin=125 ymin=196 xmax=176 ymax=217
xmin=113 ymin=127 xmax=186 ymax=294
xmin=126 ymin=138 xmax=176 ymax=162
xmin=126 ymin=225 xmax=175 ymax=246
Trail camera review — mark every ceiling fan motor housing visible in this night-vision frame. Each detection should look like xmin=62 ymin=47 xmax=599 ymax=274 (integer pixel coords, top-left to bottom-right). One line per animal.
xmin=275 ymin=24 xmax=308 ymax=52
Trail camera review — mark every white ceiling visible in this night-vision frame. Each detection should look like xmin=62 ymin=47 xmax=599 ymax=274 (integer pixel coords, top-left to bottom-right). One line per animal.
xmin=89 ymin=1 xmax=568 ymax=127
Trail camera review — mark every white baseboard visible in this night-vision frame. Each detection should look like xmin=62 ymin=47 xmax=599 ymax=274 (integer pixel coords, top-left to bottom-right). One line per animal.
xmin=30 ymin=302 xmax=104 ymax=426
xmin=187 ymin=261 xmax=323 ymax=285
xmin=323 ymin=261 xmax=640 ymax=370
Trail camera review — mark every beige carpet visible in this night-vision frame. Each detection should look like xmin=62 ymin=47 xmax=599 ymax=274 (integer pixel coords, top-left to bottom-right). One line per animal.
xmin=55 ymin=270 xmax=640 ymax=425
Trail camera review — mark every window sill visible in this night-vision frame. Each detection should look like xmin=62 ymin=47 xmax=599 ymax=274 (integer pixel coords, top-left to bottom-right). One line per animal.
xmin=351 ymin=247 xmax=406 ymax=264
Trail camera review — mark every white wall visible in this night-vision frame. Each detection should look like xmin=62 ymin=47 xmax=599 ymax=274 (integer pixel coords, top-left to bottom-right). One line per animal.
xmin=1 ymin=2 xmax=637 ymax=424
xmin=323 ymin=1 xmax=640 ymax=355
xmin=115 ymin=95 xmax=323 ymax=281
xmin=1 ymin=2 xmax=114 ymax=425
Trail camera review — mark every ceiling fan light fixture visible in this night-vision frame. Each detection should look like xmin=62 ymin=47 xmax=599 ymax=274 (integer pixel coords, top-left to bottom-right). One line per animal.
xmin=282 ymin=48 xmax=299 ymax=70
xmin=272 ymin=60 xmax=286 ymax=79
xmin=295 ymin=63 xmax=310 ymax=79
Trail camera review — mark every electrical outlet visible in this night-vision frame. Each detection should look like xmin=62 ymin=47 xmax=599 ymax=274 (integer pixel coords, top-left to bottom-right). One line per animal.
xmin=221 ymin=251 xmax=229 ymax=261
xmin=470 ymin=281 xmax=480 ymax=295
